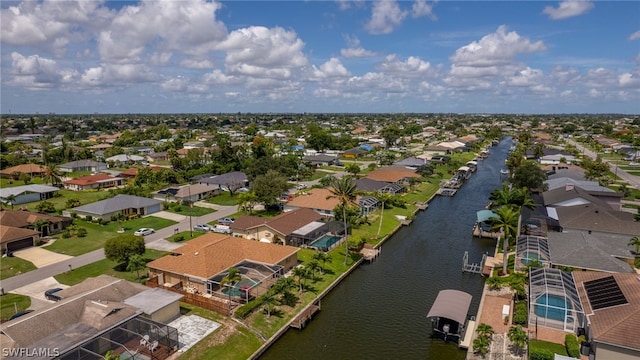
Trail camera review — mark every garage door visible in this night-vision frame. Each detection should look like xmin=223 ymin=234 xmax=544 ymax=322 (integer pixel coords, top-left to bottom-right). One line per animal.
xmin=7 ymin=237 xmax=35 ymax=251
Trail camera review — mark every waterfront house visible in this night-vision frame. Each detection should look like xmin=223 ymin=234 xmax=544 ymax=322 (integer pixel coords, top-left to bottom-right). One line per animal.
xmin=354 ymin=178 xmax=404 ymax=195
xmin=542 ymin=184 xmax=623 ymax=212
xmin=552 ymin=201 xmax=640 ymax=236
xmin=364 ymin=166 xmax=421 ymax=184
xmin=283 ymin=188 xmax=342 ymax=217
xmin=0 ymin=275 xmax=181 ymax=360
xmin=572 ymin=271 xmax=640 ymax=360
xmin=230 ymin=207 xmax=324 ymax=245
xmin=146 ymin=233 xmax=299 ymax=303
xmin=63 ymin=173 xmax=124 ymax=191
xmin=546 ymin=232 xmax=634 ymax=273
xmin=0 ymin=184 xmax=59 ymax=205
xmin=64 ymin=194 xmax=162 ymax=221
xmin=58 ymin=160 xmax=108 ymax=173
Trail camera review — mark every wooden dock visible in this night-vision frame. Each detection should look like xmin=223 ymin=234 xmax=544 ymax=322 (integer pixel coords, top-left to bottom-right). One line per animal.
xmin=360 ymin=246 xmax=380 ymax=262
xmin=414 ymin=201 xmax=429 ymax=210
xmin=290 ymin=304 xmax=320 ymax=329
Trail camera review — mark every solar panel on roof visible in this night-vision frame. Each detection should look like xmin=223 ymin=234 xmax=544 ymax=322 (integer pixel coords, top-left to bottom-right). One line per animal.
xmin=583 ymin=276 xmax=628 ymax=310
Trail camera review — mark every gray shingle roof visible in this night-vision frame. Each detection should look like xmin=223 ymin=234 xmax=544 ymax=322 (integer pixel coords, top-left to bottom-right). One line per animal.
xmin=70 ymin=194 xmax=162 ymax=215
xmin=0 ymin=184 xmax=60 ymax=198
xmin=547 ymin=232 xmax=634 ymax=273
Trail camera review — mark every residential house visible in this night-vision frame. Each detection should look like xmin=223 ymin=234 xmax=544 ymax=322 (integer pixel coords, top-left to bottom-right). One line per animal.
xmin=342 ymin=147 xmax=368 ymax=159
xmin=174 ymin=184 xmax=217 ymax=203
xmin=0 ymin=275 xmax=181 ymax=360
xmin=197 ymin=171 xmax=248 ymax=193
xmin=0 ymin=184 xmax=59 ymax=205
xmin=283 ymin=188 xmax=343 ymax=217
xmin=58 ymin=160 xmax=108 ymax=173
xmin=63 ymin=173 xmax=124 ymax=191
xmin=572 ymin=271 xmax=640 ymax=360
xmin=542 ymin=183 xmax=622 ymax=212
xmin=105 ymin=154 xmax=145 ymax=166
xmin=393 ymin=157 xmax=430 ymax=171
xmin=539 ymin=154 xmax=577 ymax=165
xmin=302 ymin=154 xmax=341 ymax=167
xmin=364 ymin=166 xmax=421 ymax=184
xmin=0 ymin=209 xmax=72 ymax=237
xmin=551 ymin=201 xmax=640 ymax=236
xmin=0 ymin=163 xmax=47 ymax=178
xmin=146 ymin=233 xmax=299 ymax=302
xmin=0 ymin=226 xmax=39 ymax=253
xmin=118 ymin=166 xmax=165 ymax=179
xmin=64 ymin=194 xmax=163 ymax=221
xmin=547 ymin=232 xmax=635 ymax=273
xmin=355 ymin=178 xmax=404 ymax=195
xmin=146 ymin=152 xmax=169 ymax=163
xmin=230 ymin=208 xmax=324 ymax=245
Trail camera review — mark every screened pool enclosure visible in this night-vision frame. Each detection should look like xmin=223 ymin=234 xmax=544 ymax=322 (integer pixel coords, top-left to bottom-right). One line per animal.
xmin=529 ymin=268 xmax=585 ymax=332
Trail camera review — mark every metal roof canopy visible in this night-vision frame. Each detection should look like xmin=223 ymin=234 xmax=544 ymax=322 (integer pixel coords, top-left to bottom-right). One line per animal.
xmin=426 ymin=289 xmax=472 ymax=325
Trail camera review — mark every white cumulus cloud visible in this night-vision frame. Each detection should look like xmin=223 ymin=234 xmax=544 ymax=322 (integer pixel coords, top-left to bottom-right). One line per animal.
xmin=543 ymin=1 xmax=594 ymax=20
xmin=365 ymin=0 xmax=408 ymax=35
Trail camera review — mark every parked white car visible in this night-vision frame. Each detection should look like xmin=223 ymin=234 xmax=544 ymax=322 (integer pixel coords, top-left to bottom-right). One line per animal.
xmin=134 ymin=228 xmax=155 ymax=236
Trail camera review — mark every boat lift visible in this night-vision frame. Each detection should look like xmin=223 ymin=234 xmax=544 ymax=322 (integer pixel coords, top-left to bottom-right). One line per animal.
xmin=462 ymin=251 xmax=487 ymax=275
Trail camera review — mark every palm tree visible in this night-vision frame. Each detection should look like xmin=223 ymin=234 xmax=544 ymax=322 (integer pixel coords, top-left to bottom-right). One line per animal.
xmin=328 ymin=175 xmax=359 ymax=265
xmin=237 ymin=191 xmax=258 ymax=214
xmin=371 ymin=191 xmax=393 ymax=239
xmin=4 ymin=194 xmax=16 ymax=210
xmin=312 ymin=251 xmax=330 ymax=274
xmin=31 ymin=219 xmax=50 ymax=237
xmin=473 ymin=335 xmax=491 ymax=358
xmin=292 ymin=266 xmax=309 ymax=293
xmin=220 ymin=267 xmax=242 ymax=303
xmin=491 ymin=205 xmax=519 ymax=275
xmin=261 ymin=292 xmax=279 ymax=317
xmin=507 ymin=325 xmax=528 ymax=356
xmin=42 ymin=164 xmax=63 ymax=187
xmin=476 ymin=323 xmax=495 ymax=339
xmin=628 ymin=235 xmax=640 ymax=254
xmin=486 ymin=276 xmax=503 ymax=291
xmin=126 ymin=254 xmax=146 ymax=281
xmin=307 ymin=260 xmax=321 ymax=279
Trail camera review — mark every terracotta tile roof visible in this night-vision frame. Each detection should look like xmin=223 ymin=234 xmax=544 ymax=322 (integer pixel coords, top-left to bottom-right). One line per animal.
xmin=365 ymin=167 xmax=421 ymax=183
xmin=0 ymin=210 xmax=67 ymax=228
xmin=573 ymin=271 xmax=640 ymax=351
xmin=0 ymin=226 xmax=38 ymax=244
xmin=64 ymin=173 xmax=119 ymax=186
xmin=0 ymin=163 xmax=47 ymax=176
xmin=147 ymin=233 xmax=299 ymax=279
xmin=231 ymin=215 xmax=269 ymax=230
xmin=285 ymin=188 xmax=341 ymax=211
xmin=119 ymin=166 xmax=164 ymax=177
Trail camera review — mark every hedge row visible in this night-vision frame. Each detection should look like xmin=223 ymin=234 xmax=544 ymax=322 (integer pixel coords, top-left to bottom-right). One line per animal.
xmin=565 ymin=334 xmax=580 ymax=358
xmin=513 ymin=301 xmax=528 ymax=325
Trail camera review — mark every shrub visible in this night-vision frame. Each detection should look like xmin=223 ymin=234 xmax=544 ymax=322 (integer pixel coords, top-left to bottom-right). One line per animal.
xmin=85 ymin=215 xmax=93 ymax=222
xmin=163 ymin=202 xmax=171 ymax=210
xmin=565 ymin=334 xmax=580 ymax=358
xmin=70 ymin=211 xmax=78 ymax=219
xmin=62 ymin=229 xmax=72 ymax=239
xmin=513 ymin=301 xmax=528 ymax=325
xmin=348 ymin=236 xmax=366 ymax=251
xmin=529 ymin=348 xmax=554 ymax=360
xmin=174 ymin=235 xmax=185 ymax=242
xmin=234 ymin=299 xmax=262 ymax=319
xmin=76 ymin=228 xmax=88 ymax=238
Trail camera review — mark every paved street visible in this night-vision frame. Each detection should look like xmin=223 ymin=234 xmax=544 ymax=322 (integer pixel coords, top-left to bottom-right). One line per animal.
xmin=0 ymin=204 xmax=238 ymax=293
xmin=566 ymin=138 xmax=640 ymax=190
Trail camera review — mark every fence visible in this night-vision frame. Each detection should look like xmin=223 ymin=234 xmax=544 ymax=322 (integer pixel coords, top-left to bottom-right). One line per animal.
xmin=146 ymin=276 xmax=232 ymax=316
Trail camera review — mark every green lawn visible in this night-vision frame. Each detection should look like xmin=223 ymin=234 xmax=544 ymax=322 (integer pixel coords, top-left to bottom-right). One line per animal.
xmin=54 ymin=249 xmax=168 ymax=286
xmin=0 ymin=293 xmax=31 ymax=321
xmin=167 ymin=231 xmax=203 ymax=242
xmin=0 ymin=257 xmax=37 ymax=280
xmin=529 ymin=339 xmax=568 ymax=357
xmin=206 ymin=193 xmax=240 ymax=206
xmin=46 ymin=217 xmax=177 ymax=256
xmin=0 ymin=177 xmax=47 ymax=188
xmin=24 ymin=189 xmax=112 ymax=213
xmin=165 ymin=204 xmax=216 ymax=216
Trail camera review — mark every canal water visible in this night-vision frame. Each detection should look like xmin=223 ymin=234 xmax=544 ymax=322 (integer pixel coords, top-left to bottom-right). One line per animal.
xmin=260 ymin=138 xmax=511 ymax=360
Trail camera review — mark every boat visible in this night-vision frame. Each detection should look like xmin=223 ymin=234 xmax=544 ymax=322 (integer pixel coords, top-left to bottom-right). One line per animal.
xmin=427 ymin=289 xmax=473 ymax=346
xmin=500 ymin=169 xmax=509 ymax=176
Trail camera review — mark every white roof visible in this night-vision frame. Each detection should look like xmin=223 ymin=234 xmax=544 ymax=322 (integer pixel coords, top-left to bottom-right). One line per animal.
xmin=0 ymin=184 xmax=60 ymax=198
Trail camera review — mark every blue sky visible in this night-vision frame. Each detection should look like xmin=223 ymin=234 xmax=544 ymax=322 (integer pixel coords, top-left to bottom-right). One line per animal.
xmin=1 ymin=0 xmax=639 ymax=114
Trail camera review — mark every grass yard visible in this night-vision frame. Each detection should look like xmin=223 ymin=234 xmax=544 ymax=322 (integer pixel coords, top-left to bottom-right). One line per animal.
xmin=0 ymin=256 xmax=37 ymax=280
xmin=54 ymin=249 xmax=168 ymax=286
xmin=24 ymin=189 xmax=112 ymax=213
xmin=0 ymin=293 xmax=31 ymax=321
xmin=206 ymin=193 xmax=240 ymax=206
xmin=529 ymin=339 xmax=568 ymax=357
xmin=0 ymin=177 xmax=47 ymax=188
xmin=46 ymin=216 xmax=177 ymax=256
xmin=165 ymin=204 xmax=216 ymax=216
xmin=167 ymin=231 xmax=203 ymax=242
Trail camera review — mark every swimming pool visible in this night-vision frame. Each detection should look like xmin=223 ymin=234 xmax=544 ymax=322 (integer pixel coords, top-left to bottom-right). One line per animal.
xmin=309 ymin=235 xmax=341 ymax=251
xmin=522 ymin=251 xmax=541 ymax=266
xmin=535 ymin=294 xmax=571 ymax=321
xmin=223 ymin=278 xmax=259 ymax=297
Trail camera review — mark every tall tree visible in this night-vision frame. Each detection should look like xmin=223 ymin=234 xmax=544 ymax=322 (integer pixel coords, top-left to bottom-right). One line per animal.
xmin=104 ymin=234 xmax=146 ymax=265
xmin=491 ymin=205 xmax=519 ymax=275
xmin=371 ymin=191 xmax=392 ymax=238
xmin=4 ymin=194 xmax=16 ymax=210
xmin=328 ymin=176 xmax=359 ymax=265
xmin=251 ymin=170 xmax=289 ymax=207
xmin=126 ymin=254 xmax=146 ymax=281
xmin=42 ymin=164 xmax=63 ymax=187
xmin=507 ymin=325 xmax=528 ymax=356
xmin=511 ymin=160 xmax=547 ymax=190
xmin=220 ymin=267 xmax=242 ymax=303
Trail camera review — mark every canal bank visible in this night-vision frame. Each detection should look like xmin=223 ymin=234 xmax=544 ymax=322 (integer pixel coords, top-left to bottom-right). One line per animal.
xmin=259 ymin=138 xmax=512 ymax=360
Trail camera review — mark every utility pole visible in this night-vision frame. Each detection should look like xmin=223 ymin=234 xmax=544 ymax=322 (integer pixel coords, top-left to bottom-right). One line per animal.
xmin=188 ymin=184 xmax=193 ymax=238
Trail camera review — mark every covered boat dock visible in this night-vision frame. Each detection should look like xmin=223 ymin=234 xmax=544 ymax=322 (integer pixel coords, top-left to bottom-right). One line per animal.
xmin=427 ymin=289 xmax=473 ymax=345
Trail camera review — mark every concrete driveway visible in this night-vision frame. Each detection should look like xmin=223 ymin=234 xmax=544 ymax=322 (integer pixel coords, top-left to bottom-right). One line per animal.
xmin=13 ymin=247 xmax=73 ymax=268
xmin=150 ymin=211 xmax=187 ymax=222
xmin=11 ymin=277 xmax=68 ymax=305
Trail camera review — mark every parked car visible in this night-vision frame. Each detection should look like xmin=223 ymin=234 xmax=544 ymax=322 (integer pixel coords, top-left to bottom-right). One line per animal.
xmin=134 ymin=228 xmax=155 ymax=236
xmin=296 ymin=183 xmax=308 ymax=190
xmin=45 ymin=288 xmax=63 ymax=301
xmin=218 ymin=217 xmax=234 ymax=225
xmin=194 ymin=224 xmax=213 ymax=232
xmin=9 ymin=309 xmax=34 ymax=320
xmin=629 ymin=162 xmax=639 ymax=167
